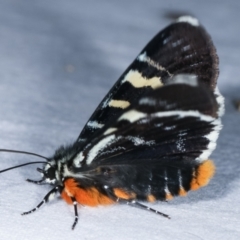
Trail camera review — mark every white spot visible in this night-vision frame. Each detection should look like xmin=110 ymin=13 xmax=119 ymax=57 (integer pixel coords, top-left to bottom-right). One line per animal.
xmin=164 ymin=171 xmax=171 ymax=196
xmin=73 ymin=151 xmax=84 ymax=167
xmin=138 ymin=52 xmax=172 ymax=77
xmin=98 ymin=145 xmax=125 ymax=157
xmin=86 ymin=135 xmax=116 ymax=164
xmin=164 ymin=186 xmax=171 ymax=195
xmin=176 ymin=138 xmax=186 ymax=152
xmin=44 ymin=163 xmax=51 ymax=171
xmin=163 ymin=38 xmax=170 ymax=45
xmin=126 ymin=136 xmax=155 ymax=146
xmin=87 ymin=121 xmax=104 ymax=129
xmin=214 ymin=87 xmax=225 ymax=117
xmin=178 ymin=170 xmax=183 ymax=188
xmin=197 ymin=123 xmax=222 ymax=162
xmin=152 ymin=110 xmax=215 ymax=122
xmin=78 ymin=138 xmax=86 ymax=142
xmin=139 ymin=118 xmax=150 ymax=124
xmin=164 ymin=170 xmax=168 ymax=181
xmin=184 ymin=54 xmax=194 ymax=60
xmin=122 ymin=70 xmax=162 ymax=89
xmin=63 ymin=165 xmax=86 ymax=179
xmin=102 ymin=94 xmax=112 ymax=109
xmin=164 ymin=126 xmax=176 ymax=131
xmin=139 ymin=97 xmax=156 ymax=106
xmin=176 ymin=16 xmax=200 ymax=27
xmin=154 ymin=123 xmax=163 ymax=127
xmin=104 ymin=185 xmax=109 ymax=189
xmin=182 ymin=45 xmax=191 ymax=51
xmin=172 ymin=39 xmax=183 ymax=47
xmin=178 ymin=132 xmax=187 ymax=137
xmin=169 ymin=74 xmax=198 ymax=86
xmin=108 ymin=99 xmax=130 ymax=109
xmin=118 ymin=109 xmax=147 ymax=123
xmin=104 ymin=127 xmax=118 ymax=135
xmin=137 ymin=52 xmax=147 ymax=62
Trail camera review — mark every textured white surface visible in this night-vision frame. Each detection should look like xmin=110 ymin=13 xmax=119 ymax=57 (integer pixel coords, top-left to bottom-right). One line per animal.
xmin=0 ymin=0 xmax=239 ymax=239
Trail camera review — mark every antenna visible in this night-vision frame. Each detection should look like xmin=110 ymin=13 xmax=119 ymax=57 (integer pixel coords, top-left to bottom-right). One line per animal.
xmin=0 ymin=149 xmax=50 ymax=174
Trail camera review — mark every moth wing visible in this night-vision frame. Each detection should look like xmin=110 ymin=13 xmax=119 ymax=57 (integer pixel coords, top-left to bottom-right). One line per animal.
xmin=73 ymin=76 xmax=221 ymax=200
xmin=77 ymin=16 xmax=220 ymax=143
xmin=79 ymin=76 xmax=220 ymax=168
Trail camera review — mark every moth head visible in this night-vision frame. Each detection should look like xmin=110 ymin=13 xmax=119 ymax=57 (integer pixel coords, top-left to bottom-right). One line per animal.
xmin=38 ymin=161 xmax=59 ymax=185
xmin=0 ymin=149 xmax=59 ymax=184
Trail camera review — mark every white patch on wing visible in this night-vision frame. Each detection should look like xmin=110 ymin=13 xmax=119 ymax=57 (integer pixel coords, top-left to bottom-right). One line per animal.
xmin=63 ymin=165 xmax=87 ymax=179
xmin=137 ymin=52 xmax=147 ymax=62
xmin=164 ymin=125 xmax=176 ymax=130
xmin=86 ymin=135 xmax=116 ymax=164
xmin=137 ymin=52 xmax=172 ymax=77
xmin=152 ymin=110 xmax=217 ymax=122
xmin=104 ymin=127 xmax=118 ymax=135
xmin=78 ymin=138 xmax=86 ymax=142
xmin=139 ymin=97 xmax=177 ymax=109
xmin=101 ymin=93 xmax=112 ymax=109
xmin=178 ymin=170 xmax=183 ymax=189
xmin=176 ymin=137 xmax=186 ymax=152
xmin=214 ymin=87 xmax=225 ymax=117
xmin=73 ymin=151 xmax=84 ymax=167
xmin=98 ymin=146 xmax=126 ymax=157
xmin=163 ymin=170 xmax=171 ymax=195
xmin=172 ymin=39 xmax=183 ymax=47
xmin=169 ymin=74 xmax=198 ymax=86
xmin=126 ymin=136 xmax=155 ymax=146
xmin=139 ymin=97 xmax=157 ymax=106
xmin=177 ymin=16 xmax=200 ymax=27
xmin=122 ymin=70 xmax=162 ymax=89
xmin=118 ymin=109 xmax=147 ymax=122
xmin=108 ymin=99 xmax=130 ymax=109
xmin=164 ymin=170 xmax=168 ymax=181
xmin=197 ymin=123 xmax=222 ymax=161
xmin=183 ymin=45 xmax=191 ymax=51
xmin=87 ymin=121 xmax=104 ymax=129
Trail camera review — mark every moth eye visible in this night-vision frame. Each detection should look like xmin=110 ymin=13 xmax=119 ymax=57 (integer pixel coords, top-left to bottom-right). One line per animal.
xmin=45 ymin=168 xmax=56 ymax=180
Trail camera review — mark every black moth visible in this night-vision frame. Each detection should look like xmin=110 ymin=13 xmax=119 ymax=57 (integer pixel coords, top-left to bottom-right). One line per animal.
xmin=0 ymin=16 xmax=224 ymax=229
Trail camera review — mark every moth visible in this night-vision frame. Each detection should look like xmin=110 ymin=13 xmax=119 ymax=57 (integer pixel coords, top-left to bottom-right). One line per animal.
xmin=0 ymin=16 xmax=224 ymax=229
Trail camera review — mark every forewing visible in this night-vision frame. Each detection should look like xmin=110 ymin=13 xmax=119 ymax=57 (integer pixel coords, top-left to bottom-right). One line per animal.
xmin=77 ymin=16 xmax=219 ymax=142
xmin=73 ymin=76 xmax=221 ymax=170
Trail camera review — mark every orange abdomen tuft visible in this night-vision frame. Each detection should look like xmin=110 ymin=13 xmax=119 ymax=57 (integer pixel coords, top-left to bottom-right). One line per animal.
xmin=190 ymin=160 xmax=215 ymax=190
xmin=61 ymin=178 xmax=114 ymax=206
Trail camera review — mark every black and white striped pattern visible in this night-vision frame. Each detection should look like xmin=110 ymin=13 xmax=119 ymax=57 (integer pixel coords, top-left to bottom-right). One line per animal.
xmin=77 ymin=16 xmax=221 ymax=144
xmin=74 ymin=76 xmax=221 ymax=169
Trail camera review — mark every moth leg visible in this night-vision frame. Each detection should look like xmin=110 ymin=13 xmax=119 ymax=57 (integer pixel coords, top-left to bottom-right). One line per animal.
xmin=71 ymin=197 xmax=79 ymax=230
xmin=22 ymin=186 xmax=60 ymax=215
xmin=104 ymin=188 xmax=169 ymax=218
xmin=26 ymin=178 xmax=45 ymax=185
xmin=122 ymin=199 xmax=170 ymax=219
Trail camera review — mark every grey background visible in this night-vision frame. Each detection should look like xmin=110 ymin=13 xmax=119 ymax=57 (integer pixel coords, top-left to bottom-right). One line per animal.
xmin=0 ymin=0 xmax=239 ymax=239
